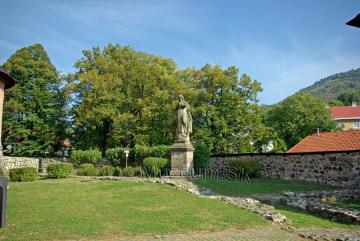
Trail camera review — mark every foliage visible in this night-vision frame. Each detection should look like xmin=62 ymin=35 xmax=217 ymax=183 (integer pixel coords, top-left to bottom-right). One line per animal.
xmin=143 ymin=157 xmax=169 ymax=176
xmin=105 ymin=147 xmax=125 ymax=166
xmin=46 ymin=163 xmax=73 ymax=178
xmin=121 ymin=166 xmax=135 ymax=177
xmin=265 ymin=93 xmax=336 ymax=149
xmin=132 ymin=166 xmax=145 ymax=176
xmin=337 ymin=91 xmax=360 ymax=106
xmin=178 ymin=64 xmax=265 ymax=153
xmin=9 ymin=167 xmax=37 ymax=182
xmin=0 ymin=169 xmax=4 ymax=176
xmin=133 ymin=145 xmax=170 ymax=165
xmin=193 ymin=142 xmax=210 ymax=169
xmin=70 ymin=44 xmax=180 ymax=153
xmin=2 ymin=44 xmax=68 ymax=156
xmin=70 ymin=149 xmax=102 ymax=166
xmin=301 ymin=68 xmax=360 ymax=101
xmin=114 ymin=167 xmax=122 ymax=176
xmin=229 ymin=159 xmax=261 ymax=178
xmin=76 ymin=164 xmax=97 ymax=176
xmin=98 ymin=165 xmax=115 ymax=176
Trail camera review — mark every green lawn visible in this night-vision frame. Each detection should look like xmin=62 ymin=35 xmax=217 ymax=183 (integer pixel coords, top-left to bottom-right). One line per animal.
xmin=0 ymin=178 xmax=267 ymax=241
xmin=193 ymin=178 xmax=356 ymax=229
xmin=193 ymin=178 xmax=337 ymax=197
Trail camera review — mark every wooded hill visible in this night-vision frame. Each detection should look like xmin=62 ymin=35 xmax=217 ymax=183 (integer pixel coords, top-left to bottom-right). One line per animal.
xmin=300 ymin=68 xmax=360 ymax=101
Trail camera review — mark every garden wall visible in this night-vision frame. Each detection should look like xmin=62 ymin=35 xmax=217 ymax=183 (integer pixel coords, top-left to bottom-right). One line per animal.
xmin=210 ymin=151 xmax=360 ymax=187
xmin=0 ymin=156 xmax=66 ymax=175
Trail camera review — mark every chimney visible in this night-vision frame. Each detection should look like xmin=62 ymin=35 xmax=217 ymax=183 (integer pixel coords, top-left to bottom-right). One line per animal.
xmin=311 ymin=128 xmax=320 ymax=136
xmin=352 ymin=101 xmax=357 ymax=107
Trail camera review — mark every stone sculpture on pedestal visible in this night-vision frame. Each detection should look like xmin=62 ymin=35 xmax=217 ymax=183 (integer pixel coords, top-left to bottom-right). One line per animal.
xmin=170 ymin=95 xmax=194 ymax=176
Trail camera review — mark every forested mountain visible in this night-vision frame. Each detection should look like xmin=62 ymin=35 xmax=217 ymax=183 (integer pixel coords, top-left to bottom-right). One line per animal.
xmin=300 ymin=68 xmax=360 ymax=101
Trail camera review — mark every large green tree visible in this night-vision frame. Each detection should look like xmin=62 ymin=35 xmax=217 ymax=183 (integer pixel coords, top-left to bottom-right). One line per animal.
xmin=3 ymin=44 xmax=67 ymax=156
xmin=265 ymin=93 xmax=336 ymax=149
xmin=178 ymin=64 xmax=266 ymax=154
xmin=70 ymin=44 xmax=182 ymax=153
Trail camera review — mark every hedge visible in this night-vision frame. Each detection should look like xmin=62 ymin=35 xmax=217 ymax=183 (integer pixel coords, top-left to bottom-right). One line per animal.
xmin=47 ymin=163 xmax=73 ymax=178
xmin=9 ymin=167 xmax=37 ymax=182
xmin=143 ymin=157 xmax=169 ymax=176
xmin=76 ymin=164 xmax=97 ymax=176
xmin=121 ymin=167 xmax=135 ymax=177
xmin=98 ymin=166 xmax=115 ymax=176
xmin=70 ymin=149 xmax=102 ymax=166
xmin=229 ymin=159 xmax=261 ymax=178
xmin=193 ymin=143 xmax=210 ymax=169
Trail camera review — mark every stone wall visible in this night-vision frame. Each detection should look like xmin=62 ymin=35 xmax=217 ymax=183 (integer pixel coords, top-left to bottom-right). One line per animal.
xmin=0 ymin=156 xmax=66 ymax=175
xmin=210 ymin=151 xmax=360 ymax=187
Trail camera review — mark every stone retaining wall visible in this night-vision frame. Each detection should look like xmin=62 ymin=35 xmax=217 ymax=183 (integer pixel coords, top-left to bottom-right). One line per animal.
xmin=0 ymin=156 xmax=66 ymax=175
xmin=210 ymin=151 xmax=360 ymax=187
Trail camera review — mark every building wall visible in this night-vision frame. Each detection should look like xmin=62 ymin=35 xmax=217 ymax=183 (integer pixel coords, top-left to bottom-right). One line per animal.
xmin=0 ymin=156 xmax=65 ymax=175
xmin=335 ymin=119 xmax=360 ymax=130
xmin=210 ymin=151 xmax=360 ymax=187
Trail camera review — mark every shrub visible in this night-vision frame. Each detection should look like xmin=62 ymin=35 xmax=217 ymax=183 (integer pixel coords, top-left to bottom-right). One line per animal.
xmin=70 ymin=149 xmax=102 ymax=167
xmin=114 ymin=167 xmax=122 ymax=176
xmin=98 ymin=165 xmax=115 ymax=176
xmin=133 ymin=166 xmax=144 ymax=177
xmin=229 ymin=159 xmax=261 ymax=178
xmin=76 ymin=164 xmax=97 ymax=176
xmin=193 ymin=143 xmax=210 ymax=169
xmin=0 ymin=169 xmax=5 ymax=176
xmin=105 ymin=148 xmax=125 ymax=167
xmin=121 ymin=166 xmax=135 ymax=177
xmin=143 ymin=157 xmax=169 ymax=176
xmin=9 ymin=167 xmax=37 ymax=182
xmin=47 ymin=163 xmax=73 ymax=178
xmin=133 ymin=145 xmax=170 ymax=165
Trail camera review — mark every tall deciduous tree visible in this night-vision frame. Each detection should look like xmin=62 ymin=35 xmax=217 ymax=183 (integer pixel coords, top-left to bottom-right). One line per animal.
xmin=3 ymin=44 xmax=67 ymax=156
xmin=265 ymin=92 xmax=336 ymax=149
xmin=70 ymin=44 xmax=182 ymax=153
xmin=178 ymin=64 xmax=266 ymax=154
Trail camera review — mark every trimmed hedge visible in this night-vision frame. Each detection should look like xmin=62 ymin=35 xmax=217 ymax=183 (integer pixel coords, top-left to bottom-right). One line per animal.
xmin=9 ymin=167 xmax=37 ymax=182
xmin=47 ymin=163 xmax=73 ymax=178
xmin=77 ymin=164 xmax=97 ymax=176
xmin=105 ymin=148 xmax=125 ymax=167
xmin=229 ymin=159 xmax=261 ymax=178
xmin=98 ymin=166 xmax=115 ymax=176
xmin=70 ymin=149 xmax=102 ymax=166
xmin=193 ymin=143 xmax=210 ymax=169
xmin=143 ymin=157 xmax=169 ymax=176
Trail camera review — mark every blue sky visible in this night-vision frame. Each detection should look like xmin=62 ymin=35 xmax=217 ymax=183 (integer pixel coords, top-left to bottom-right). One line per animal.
xmin=0 ymin=0 xmax=359 ymax=104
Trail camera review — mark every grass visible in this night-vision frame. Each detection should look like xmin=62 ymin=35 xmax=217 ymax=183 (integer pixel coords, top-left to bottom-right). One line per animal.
xmin=193 ymin=178 xmax=337 ymax=197
xmin=277 ymin=207 xmax=358 ymax=228
xmin=0 ymin=178 xmax=267 ymax=241
xmin=193 ymin=178 xmax=357 ymax=228
xmin=331 ymin=200 xmax=360 ymax=211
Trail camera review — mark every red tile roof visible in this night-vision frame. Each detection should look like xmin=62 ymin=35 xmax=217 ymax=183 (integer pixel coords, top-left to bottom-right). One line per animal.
xmin=330 ymin=106 xmax=360 ymax=119
xmin=287 ymin=130 xmax=360 ymax=153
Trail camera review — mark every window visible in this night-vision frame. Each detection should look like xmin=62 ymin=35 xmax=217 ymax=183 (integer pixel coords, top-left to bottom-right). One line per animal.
xmin=353 ymin=122 xmax=360 ymax=128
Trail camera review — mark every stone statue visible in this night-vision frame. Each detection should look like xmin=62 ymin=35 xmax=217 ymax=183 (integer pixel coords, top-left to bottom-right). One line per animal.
xmin=175 ymin=95 xmax=192 ymax=142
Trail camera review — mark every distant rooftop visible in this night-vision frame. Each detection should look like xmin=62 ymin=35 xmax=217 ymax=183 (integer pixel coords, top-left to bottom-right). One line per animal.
xmin=330 ymin=105 xmax=360 ymax=119
xmin=287 ymin=130 xmax=360 ymax=153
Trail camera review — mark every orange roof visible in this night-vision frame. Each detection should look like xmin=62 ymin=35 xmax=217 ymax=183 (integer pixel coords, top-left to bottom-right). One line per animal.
xmin=330 ymin=106 xmax=360 ymax=119
xmin=287 ymin=130 xmax=360 ymax=153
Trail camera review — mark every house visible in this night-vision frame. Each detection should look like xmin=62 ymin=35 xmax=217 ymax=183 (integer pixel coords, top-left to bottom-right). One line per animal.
xmin=287 ymin=129 xmax=360 ymax=153
xmin=330 ymin=103 xmax=360 ymax=130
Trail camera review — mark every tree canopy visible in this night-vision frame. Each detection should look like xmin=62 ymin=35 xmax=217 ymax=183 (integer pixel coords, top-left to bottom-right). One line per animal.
xmin=3 ymin=44 xmax=67 ymax=156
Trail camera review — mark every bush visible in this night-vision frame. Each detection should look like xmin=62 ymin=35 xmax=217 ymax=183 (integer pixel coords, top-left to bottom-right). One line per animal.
xmin=76 ymin=164 xmax=97 ymax=176
xmin=0 ymin=169 xmax=5 ymax=176
xmin=114 ymin=167 xmax=122 ymax=176
xmin=98 ymin=165 xmax=115 ymax=176
xmin=70 ymin=149 xmax=102 ymax=166
xmin=105 ymin=148 xmax=125 ymax=167
xmin=121 ymin=167 xmax=135 ymax=177
xmin=193 ymin=143 xmax=210 ymax=169
xmin=47 ymin=163 xmax=73 ymax=178
xmin=229 ymin=159 xmax=261 ymax=178
xmin=133 ymin=145 xmax=170 ymax=165
xmin=143 ymin=157 xmax=169 ymax=176
xmin=133 ymin=166 xmax=144 ymax=177
xmin=9 ymin=167 xmax=37 ymax=182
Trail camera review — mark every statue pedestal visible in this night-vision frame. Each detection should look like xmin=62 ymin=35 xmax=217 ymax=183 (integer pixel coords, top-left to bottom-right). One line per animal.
xmin=170 ymin=141 xmax=194 ymax=176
